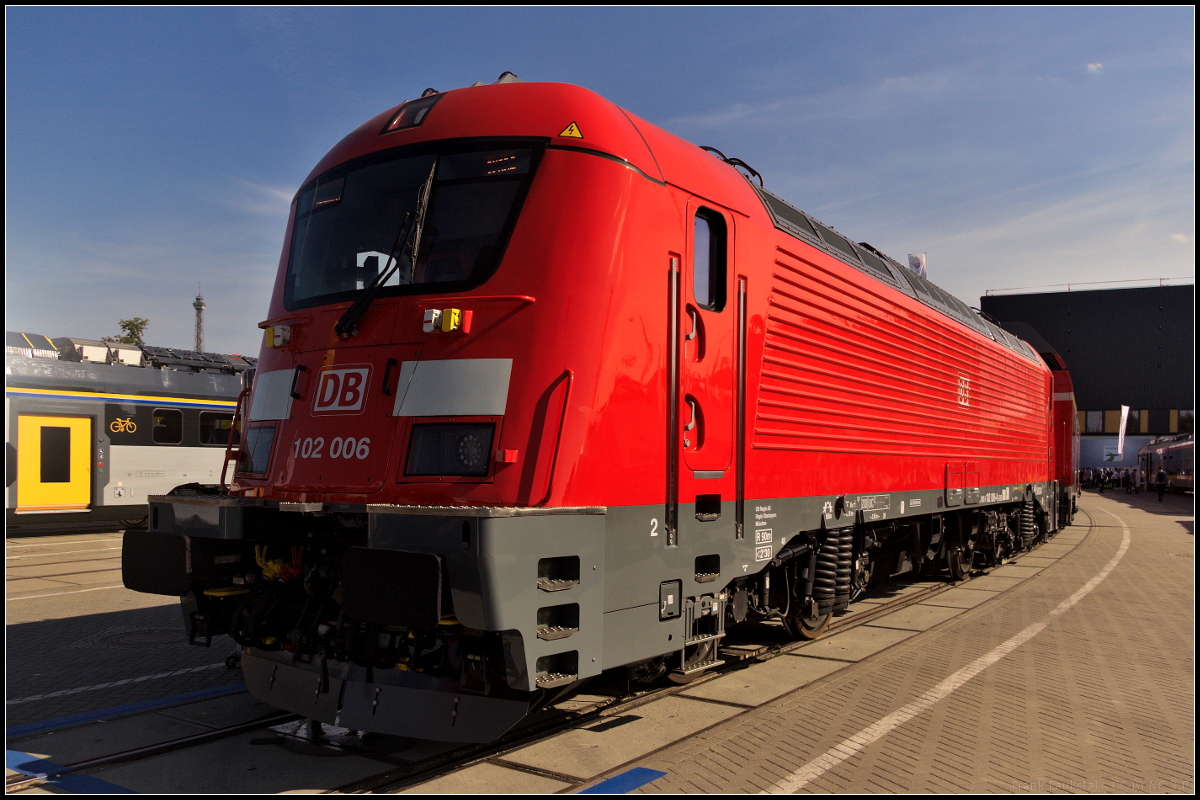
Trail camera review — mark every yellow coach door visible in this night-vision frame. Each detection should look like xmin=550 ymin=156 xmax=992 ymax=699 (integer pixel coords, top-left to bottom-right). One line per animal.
xmin=16 ymin=416 xmax=92 ymax=512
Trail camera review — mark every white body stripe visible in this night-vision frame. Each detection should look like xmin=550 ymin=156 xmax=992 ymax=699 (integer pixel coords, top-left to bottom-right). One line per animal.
xmin=106 ymin=445 xmax=224 ymax=505
xmin=393 ymin=358 xmax=513 ymax=417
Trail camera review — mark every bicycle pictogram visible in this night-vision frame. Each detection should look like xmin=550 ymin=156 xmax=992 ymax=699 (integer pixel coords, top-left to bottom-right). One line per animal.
xmin=110 ymin=417 xmax=137 ymax=433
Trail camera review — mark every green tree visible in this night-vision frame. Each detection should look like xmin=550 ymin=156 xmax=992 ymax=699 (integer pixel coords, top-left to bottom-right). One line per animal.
xmin=103 ymin=317 xmax=149 ymax=346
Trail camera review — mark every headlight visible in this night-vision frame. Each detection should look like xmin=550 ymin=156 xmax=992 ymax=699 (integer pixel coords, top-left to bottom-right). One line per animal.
xmin=238 ymin=425 xmax=276 ymax=475
xmin=406 ymin=424 xmax=495 ymax=477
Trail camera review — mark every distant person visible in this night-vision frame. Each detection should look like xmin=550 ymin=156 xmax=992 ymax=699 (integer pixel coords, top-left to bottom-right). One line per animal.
xmin=1157 ymin=468 xmax=1167 ymax=501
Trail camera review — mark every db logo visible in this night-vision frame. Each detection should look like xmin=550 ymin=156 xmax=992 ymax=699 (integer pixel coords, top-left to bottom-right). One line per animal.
xmin=957 ymin=375 xmax=971 ymax=407
xmin=312 ymin=365 xmax=371 ymax=415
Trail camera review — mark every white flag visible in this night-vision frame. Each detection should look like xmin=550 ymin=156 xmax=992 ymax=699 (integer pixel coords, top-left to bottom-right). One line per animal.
xmin=1117 ymin=405 xmax=1130 ymax=457
xmin=907 ymin=253 xmax=927 ymax=279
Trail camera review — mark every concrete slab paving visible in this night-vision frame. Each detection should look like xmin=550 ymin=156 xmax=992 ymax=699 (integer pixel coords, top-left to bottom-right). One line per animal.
xmin=919 ymin=586 xmax=1000 ymax=609
xmin=1011 ymin=556 xmax=1060 ymax=567
xmin=5 ymin=578 xmax=76 ymax=594
xmin=53 ymin=569 xmax=124 ymax=586
xmin=864 ymin=582 xmax=940 ymax=604
xmin=401 ymin=761 xmax=571 ymax=794
xmin=680 ymin=654 xmax=847 ymax=708
xmin=81 ymin=730 xmax=389 ymax=793
xmin=989 ymin=563 xmax=1044 ymax=578
xmin=1029 ymin=545 xmax=1076 ymax=557
xmin=11 ymin=714 xmax=210 ymax=765
xmin=498 ymin=695 xmax=741 ymax=781
xmin=833 ymin=600 xmax=886 ymax=620
xmin=961 ymin=574 xmax=1028 ymax=591
xmin=791 ymin=625 xmax=915 ymax=663
xmin=157 ymin=691 xmax=279 ymax=730
xmin=386 ymin=737 xmax=464 ymax=763
xmin=863 ymin=603 xmax=966 ymax=632
xmin=551 ymin=693 xmax=613 ymax=713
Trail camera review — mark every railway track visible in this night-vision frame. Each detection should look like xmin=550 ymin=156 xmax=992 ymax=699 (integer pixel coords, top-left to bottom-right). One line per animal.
xmin=334 ymin=575 xmax=959 ymax=793
xmin=6 ymin=534 xmax=1067 ymax=795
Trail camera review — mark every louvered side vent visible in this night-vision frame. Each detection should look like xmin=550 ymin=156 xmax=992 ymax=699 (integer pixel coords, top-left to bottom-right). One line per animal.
xmin=753 ymin=247 xmax=1049 ymax=461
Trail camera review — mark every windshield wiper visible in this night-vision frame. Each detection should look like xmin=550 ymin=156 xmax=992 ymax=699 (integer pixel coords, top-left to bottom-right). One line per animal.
xmin=334 ymin=160 xmax=437 ymax=339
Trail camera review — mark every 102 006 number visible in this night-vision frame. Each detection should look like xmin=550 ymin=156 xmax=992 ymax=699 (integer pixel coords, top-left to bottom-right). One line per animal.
xmin=292 ymin=437 xmax=370 ymax=460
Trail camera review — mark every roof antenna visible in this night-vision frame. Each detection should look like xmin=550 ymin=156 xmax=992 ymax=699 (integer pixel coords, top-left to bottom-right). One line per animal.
xmin=495 ymin=71 xmax=521 ymax=84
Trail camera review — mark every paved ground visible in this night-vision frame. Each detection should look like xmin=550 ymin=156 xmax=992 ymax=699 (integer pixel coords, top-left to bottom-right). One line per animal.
xmin=6 ymin=493 xmax=1193 ymax=794
xmin=6 ymin=530 xmax=243 ymax=727
xmin=615 ymin=492 xmax=1195 ymax=794
xmin=405 ymin=491 xmax=1194 ymax=794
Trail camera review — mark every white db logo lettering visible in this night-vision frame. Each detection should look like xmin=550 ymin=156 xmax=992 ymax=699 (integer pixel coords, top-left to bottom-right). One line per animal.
xmin=313 ymin=366 xmax=371 ymax=414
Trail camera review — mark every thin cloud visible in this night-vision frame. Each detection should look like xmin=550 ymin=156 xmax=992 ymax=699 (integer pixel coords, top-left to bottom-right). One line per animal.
xmin=228 ymin=179 xmax=294 ymax=216
xmin=1087 ymin=63 xmax=1103 ymax=73
xmin=1171 ymin=233 xmax=1194 ymax=244
xmin=664 ymin=68 xmax=962 ymax=131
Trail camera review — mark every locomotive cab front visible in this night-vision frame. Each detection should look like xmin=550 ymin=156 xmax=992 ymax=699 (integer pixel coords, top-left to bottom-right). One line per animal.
xmin=125 ymin=82 xmax=682 ymax=742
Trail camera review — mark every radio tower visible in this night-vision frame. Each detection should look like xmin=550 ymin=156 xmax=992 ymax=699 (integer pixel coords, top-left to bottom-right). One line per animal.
xmin=193 ymin=285 xmax=206 ymax=353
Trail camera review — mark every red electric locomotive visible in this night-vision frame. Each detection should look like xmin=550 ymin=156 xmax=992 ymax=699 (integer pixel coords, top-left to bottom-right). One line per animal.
xmin=123 ymin=75 xmax=1077 ymax=742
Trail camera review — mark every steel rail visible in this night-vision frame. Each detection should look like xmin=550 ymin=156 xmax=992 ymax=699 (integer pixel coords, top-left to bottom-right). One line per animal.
xmin=4 ymin=710 xmax=299 ymax=792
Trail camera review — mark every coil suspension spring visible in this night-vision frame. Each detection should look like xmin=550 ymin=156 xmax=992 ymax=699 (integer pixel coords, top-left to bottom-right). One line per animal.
xmin=812 ymin=536 xmax=839 ymax=615
xmin=834 ymin=529 xmax=853 ymax=612
xmin=1019 ymin=502 xmax=1037 ymax=550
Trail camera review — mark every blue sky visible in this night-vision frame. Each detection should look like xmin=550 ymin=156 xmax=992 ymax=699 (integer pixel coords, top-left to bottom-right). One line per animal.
xmin=6 ymin=8 xmax=1194 ymax=355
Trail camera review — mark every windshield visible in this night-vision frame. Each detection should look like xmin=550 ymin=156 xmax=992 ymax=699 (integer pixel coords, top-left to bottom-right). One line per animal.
xmin=285 ymin=143 xmax=541 ymax=308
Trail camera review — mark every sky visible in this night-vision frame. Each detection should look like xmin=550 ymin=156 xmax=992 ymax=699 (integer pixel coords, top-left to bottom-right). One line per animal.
xmin=5 ymin=7 xmax=1195 ymax=356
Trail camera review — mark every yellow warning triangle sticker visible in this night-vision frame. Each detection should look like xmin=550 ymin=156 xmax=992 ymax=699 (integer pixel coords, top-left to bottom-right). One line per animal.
xmin=558 ymin=121 xmax=584 ymax=139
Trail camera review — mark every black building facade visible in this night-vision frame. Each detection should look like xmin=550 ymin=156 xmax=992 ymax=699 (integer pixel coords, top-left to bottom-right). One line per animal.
xmin=980 ymin=284 xmax=1194 ymax=469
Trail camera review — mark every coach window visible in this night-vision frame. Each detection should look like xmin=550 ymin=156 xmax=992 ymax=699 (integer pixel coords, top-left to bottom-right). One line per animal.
xmin=152 ymin=409 xmax=183 ymax=445
xmin=199 ymin=412 xmax=234 ymax=446
xmin=693 ymin=209 xmax=727 ymax=312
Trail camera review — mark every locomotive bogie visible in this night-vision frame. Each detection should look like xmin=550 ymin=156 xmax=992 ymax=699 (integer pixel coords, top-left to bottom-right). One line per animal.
xmin=124 ymin=80 xmax=1079 ymax=743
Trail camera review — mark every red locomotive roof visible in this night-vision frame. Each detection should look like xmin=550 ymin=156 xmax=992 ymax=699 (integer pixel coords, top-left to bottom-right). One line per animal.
xmin=303 ymin=82 xmax=665 ymax=188
xmin=301 ymin=82 xmax=769 ymax=221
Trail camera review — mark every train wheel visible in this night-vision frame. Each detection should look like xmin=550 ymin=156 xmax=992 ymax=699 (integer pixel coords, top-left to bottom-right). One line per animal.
xmin=947 ymin=544 xmax=973 ymax=581
xmin=784 ymin=607 xmax=831 ymax=640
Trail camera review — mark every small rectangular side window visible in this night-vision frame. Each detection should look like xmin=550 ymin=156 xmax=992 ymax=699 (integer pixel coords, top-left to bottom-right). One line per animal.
xmin=152 ymin=409 xmax=183 ymax=445
xmin=693 ymin=208 xmax=727 ymax=311
xmin=199 ymin=412 xmax=234 ymax=446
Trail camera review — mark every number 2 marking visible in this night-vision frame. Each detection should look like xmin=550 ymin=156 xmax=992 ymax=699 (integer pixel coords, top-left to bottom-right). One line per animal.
xmin=650 ymin=518 xmax=659 ymax=537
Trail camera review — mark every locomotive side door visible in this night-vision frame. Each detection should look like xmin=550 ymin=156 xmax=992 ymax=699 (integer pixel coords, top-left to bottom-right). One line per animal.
xmin=667 ymin=202 xmax=737 ymax=544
